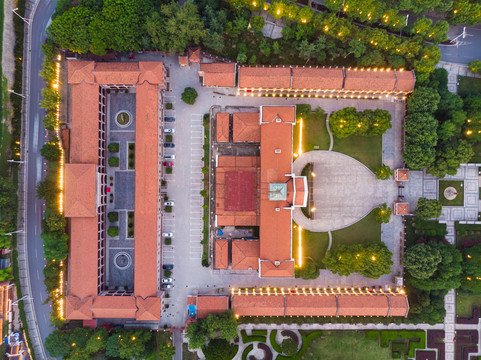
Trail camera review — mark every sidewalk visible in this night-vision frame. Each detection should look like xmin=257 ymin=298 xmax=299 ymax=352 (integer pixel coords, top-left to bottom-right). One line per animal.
xmin=436 ymin=60 xmax=481 ymax=94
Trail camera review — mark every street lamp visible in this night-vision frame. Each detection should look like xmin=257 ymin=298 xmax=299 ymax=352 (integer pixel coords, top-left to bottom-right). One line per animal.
xmin=8 ymin=89 xmax=25 ymax=98
xmin=401 ymin=14 xmax=409 ymax=37
xmin=5 ymin=230 xmax=24 ymax=236
xmin=12 ymin=8 xmax=29 ymax=24
xmin=12 ymin=295 xmax=32 ymax=306
xmin=7 ymin=159 xmax=24 ymax=164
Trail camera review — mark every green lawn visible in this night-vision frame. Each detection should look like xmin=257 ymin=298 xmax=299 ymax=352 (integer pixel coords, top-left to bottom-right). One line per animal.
xmin=332 ymin=134 xmax=382 ymax=172
xmin=303 ymin=331 xmax=391 ymax=360
xmin=331 ymin=209 xmax=381 ymax=250
xmin=293 ymin=106 xmax=330 ymax=155
xmin=182 ymin=343 xmax=199 ymax=360
xmin=438 ymin=180 xmax=464 ymax=206
xmin=292 ymin=224 xmax=330 ymax=268
xmin=458 ymin=76 xmax=481 ymax=94
xmin=456 ymin=292 xmax=481 ymax=317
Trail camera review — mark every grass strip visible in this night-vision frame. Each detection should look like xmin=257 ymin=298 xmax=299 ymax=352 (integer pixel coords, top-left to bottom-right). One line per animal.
xmin=241 ymin=344 xmax=253 ymax=360
xmin=270 ymin=330 xmax=283 ymax=353
xmin=240 ymin=330 xmax=266 ymax=343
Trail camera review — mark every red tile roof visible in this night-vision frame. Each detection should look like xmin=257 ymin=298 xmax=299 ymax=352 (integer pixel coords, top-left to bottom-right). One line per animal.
xmin=68 ymin=61 xmax=95 ymax=84
xmin=200 ymin=63 xmax=236 ymax=87
xmin=395 ymin=169 xmax=409 ymax=181
xmin=261 ymin=106 xmax=296 ymax=124
xmin=69 ymin=217 xmax=99 ymax=298
xmin=395 ymin=70 xmax=415 ymax=92
xmin=337 ymin=295 xmax=389 ymax=316
xmin=179 ymin=56 xmax=188 ymax=66
xmin=65 ymin=296 xmax=93 ymax=320
xmin=225 ymin=171 xmax=257 ymax=211
xmin=259 ymin=260 xmax=295 ymax=277
xmin=64 ymin=164 xmax=97 ymax=218
xmin=291 ymin=67 xmax=344 ymax=90
xmin=231 ymin=240 xmax=259 ymax=270
xmin=285 ymin=295 xmax=337 ymax=316
xmin=197 ymin=296 xmax=229 ymax=319
xmin=136 ymin=297 xmax=162 ymax=321
xmin=294 ymin=177 xmax=307 ymax=207
xmin=139 ymin=62 xmax=165 ymax=86
xmin=215 ymin=240 xmax=229 ymax=270
xmin=394 ymin=203 xmax=409 ymax=215
xmin=189 ymin=48 xmax=201 ymax=62
xmin=92 ymin=62 xmax=140 ymax=84
xmin=344 ymin=68 xmax=396 ymax=91
xmin=187 ymin=296 xmax=197 ymax=306
xmin=216 ymin=113 xmax=230 ymax=143
xmin=233 ymin=112 xmax=260 ymax=142
xmin=388 ymin=295 xmax=409 ymax=317
xmin=134 ymin=83 xmax=159 ymax=299
xmin=232 ymin=294 xmax=285 ymax=316
xmin=239 ymin=66 xmax=291 ymax=89
xmin=91 ymin=296 xmax=137 ymax=319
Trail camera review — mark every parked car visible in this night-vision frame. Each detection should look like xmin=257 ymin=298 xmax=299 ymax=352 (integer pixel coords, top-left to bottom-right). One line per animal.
xmin=162 ymin=232 xmax=173 ymax=237
xmin=164 ymin=143 xmax=175 ymax=148
xmin=161 ymin=284 xmax=173 ymax=289
xmin=164 ymin=117 xmax=175 ymax=122
xmin=163 ymin=264 xmax=174 ymax=270
xmin=165 ymin=155 xmax=175 ymax=160
xmin=163 ymin=161 xmax=173 ymax=167
xmin=164 ymin=201 xmax=174 ymax=206
xmin=164 ymin=128 xmax=175 ymax=133
xmin=162 ymin=278 xmax=173 ymax=284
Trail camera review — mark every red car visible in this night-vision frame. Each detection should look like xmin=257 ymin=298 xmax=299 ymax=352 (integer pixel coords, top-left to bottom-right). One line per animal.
xmin=163 ymin=161 xmax=173 ymax=166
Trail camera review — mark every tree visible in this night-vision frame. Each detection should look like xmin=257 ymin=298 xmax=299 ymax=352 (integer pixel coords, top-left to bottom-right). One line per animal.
xmin=0 ymin=177 xmax=15 ymax=209
xmin=43 ymin=113 xmax=58 ymax=131
xmin=346 ymin=39 xmax=366 ymax=58
xmin=43 ymin=262 xmax=61 ymax=293
xmin=404 ymin=243 xmax=442 ymax=279
xmin=374 ymin=164 xmax=393 ymax=180
xmin=108 ymin=226 xmax=119 ymax=237
xmin=50 ymin=6 xmax=93 ymax=53
xmin=185 ymin=320 xmax=206 ymax=349
xmin=407 ymin=87 xmax=441 ymax=114
xmin=0 ymin=268 xmax=13 ymax=281
xmin=403 ymin=143 xmax=436 ymax=170
xmin=427 ymin=140 xmax=473 ymax=178
xmin=45 ymin=330 xmax=71 ymax=358
xmin=42 ymin=232 xmax=69 ymax=261
xmin=250 ymin=16 xmax=265 ymax=32
xmin=408 ymin=16 xmax=432 ymax=37
xmin=415 ymin=198 xmax=442 ymax=220
xmin=447 ymin=0 xmax=481 ymax=26
xmin=295 ymin=259 xmax=319 ymax=279
xmin=413 ymin=46 xmax=441 ymax=73
xmin=43 ymin=208 xmax=66 ymax=234
xmin=296 ymin=6 xmax=314 ymax=24
xmin=281 ymin=338 xmax=298 ymax=356
xmin=40 ymin=87 xmax=60 ymax=112
xmin=461 ymin=244 xmax=481 ymax=293
xmin=41 ymin=140 xmax=62 ymax=161
xmin=181 ymin=87 xmax=198 ymax=105
xmin=203 ymin=339 xmax=238 ymax=360
xmin=106 ymin=329 xmax=152 ymax=360
xmin=156 ymin=344 xmax=176 ymax=360
xmin=259 ymin=40 xmax=271 ymax=56
xmin=185 ymin=311 xmax=238 ymax=349
xmin=375 ymin=203 xmax=392 ymax=224
xmin=428 ymin=20 xmax=449 ymax=44
xmin=329 ymin=107 xmax=358 ymax=138
xmin=36 ymin=178 xmax=59 ymax=203
xmin=469 ymin=59 xmax=481 ymax=74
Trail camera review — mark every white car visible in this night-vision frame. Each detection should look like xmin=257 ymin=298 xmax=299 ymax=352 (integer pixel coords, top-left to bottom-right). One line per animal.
xmin=162 ymin=232 xmax=173 ymax=237
xmin=164 ymin=128 xmax=175 ymax=133
xmin=162 ymin=277 xmax=173 ymax=284
xmin=164 ymin=201 xmax=174 ymax=206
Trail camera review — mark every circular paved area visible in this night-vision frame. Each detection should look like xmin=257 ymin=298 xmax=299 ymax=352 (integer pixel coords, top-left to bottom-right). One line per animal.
xmin=293 ymin=151 xmax=384 ymax=232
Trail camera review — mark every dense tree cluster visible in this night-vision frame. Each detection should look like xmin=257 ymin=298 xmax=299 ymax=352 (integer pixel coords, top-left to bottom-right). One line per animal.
xmin=323 ymin=242 xmax=393 ymax=279
xmin=414 ymin=198 xmax=442 ymax=220
xmin=375 ymin=203 xmax=392 ymax=224
xmin=460 ymin=244 xmax=481 ymax=293
xmin=374 ymin=164 xmax=393 ymax=180
xmin=329 ymin=107 xmax=391 ymax=138
xmin=203 ymin=338 xmax=238 ymax=360
xmin=185 ymin=311 xmax=239 ymax=349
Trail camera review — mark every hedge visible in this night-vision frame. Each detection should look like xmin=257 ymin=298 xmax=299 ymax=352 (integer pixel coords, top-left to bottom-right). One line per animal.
xmin=241 ymin=344 xmax=253 ymax=360
xmin=240 ymin=330 xmax=266 ymax=343
xmin=270 ymin=330 xmax=283 ymax=353
xmin=276 ymin=331 xmax=322 ymax=360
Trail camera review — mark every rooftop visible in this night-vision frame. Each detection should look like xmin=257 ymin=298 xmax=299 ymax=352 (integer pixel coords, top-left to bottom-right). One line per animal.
xmin=231 ymin=240 xmax=260 ymax=270
xmin=344 ymin=68 xmax=396 ymax=92
xmin=197 ymin=296 xmax=229 ymax=319
xmin=232 ymin=112 xmax=260 ymax=142
xmin=200 ymin=63 xmax=236 ymax=87
xmin=64 ymin=164 xmax=97 ymax=218
xmin=239 ymin=66 xmax=291 ymax=89
xmin=291 ymin=67 xmax=344 ymax=90
xmin=216 ymin=113 xmax=230 ymax=143
xmin=214 ymin=240 xmax=229 ymax=270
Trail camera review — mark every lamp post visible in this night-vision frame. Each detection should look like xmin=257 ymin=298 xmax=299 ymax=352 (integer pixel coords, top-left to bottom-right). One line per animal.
xmin=12 ymin=295 xmax=32 ymax=306
xmin=8 ymin=89 xmax=25 ymax=98
xmin=12 ymin=8 xmax=29 ymax=24
xmin=401 ymin=14 xmax=409 ymax=37
xmin=5 ymin=230 xmax=24 ymax=236
xmin=7 ymin=159 xmax=24 ymax=164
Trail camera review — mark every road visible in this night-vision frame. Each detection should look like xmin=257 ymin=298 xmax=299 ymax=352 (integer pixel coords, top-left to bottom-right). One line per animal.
xmin=25 ymin=0 xmax=58 ymax=352
xmin=439 ymin=26 xmax=481 ymax=64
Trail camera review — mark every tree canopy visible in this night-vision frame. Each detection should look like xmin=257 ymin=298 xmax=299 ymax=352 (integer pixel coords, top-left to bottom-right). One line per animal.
xmin=461 ymin=244 xmax=481 ymax=294
xmin=329 ymin=107 xmax=391 ymax=138
xmin=203 ymin=339 xmax=238 ymax=360
xmin=185 ymin=311 xmax=238 ymax=349
xmin=403 ymin=243 xmax=442 ymax=279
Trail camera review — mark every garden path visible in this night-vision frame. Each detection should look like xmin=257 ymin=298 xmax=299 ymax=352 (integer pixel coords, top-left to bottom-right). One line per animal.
xmin=326 ymin=113 xmax=333 ymax=151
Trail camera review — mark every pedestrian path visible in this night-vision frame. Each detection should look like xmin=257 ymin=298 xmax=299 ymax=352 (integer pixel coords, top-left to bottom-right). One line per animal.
xmin=325 ymin=113 xmax=333 ymax=151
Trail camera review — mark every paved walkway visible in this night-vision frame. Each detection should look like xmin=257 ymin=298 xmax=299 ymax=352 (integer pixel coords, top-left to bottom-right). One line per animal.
xmin=292 ymin=150 xmax=385 ymax=232
xmin=326 ymin=114 xmax=333 ymax=151
xmin=436 ymin=60 xmax=481 ymax=94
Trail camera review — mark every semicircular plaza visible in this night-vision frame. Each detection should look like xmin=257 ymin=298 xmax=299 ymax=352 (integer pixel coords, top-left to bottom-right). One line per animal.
xmin=293 ymin=150 xmax=384 ymax=232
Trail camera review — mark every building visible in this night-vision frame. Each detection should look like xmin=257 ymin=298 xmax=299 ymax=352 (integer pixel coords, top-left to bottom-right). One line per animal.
xmin=214 ymin=106 xmax=308 ymax=277
xmin=64 ymin=60 xmax=166 ymax=322
xmin=199 ymin=63 xmax=236 ymax=87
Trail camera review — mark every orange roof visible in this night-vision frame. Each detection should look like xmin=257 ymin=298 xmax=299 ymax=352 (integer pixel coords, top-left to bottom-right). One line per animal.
xmin=68 ymin=60 xmax=95 ymax=84
xmin=225 ymin=171 xmax=257 ymax=211
xmin=70 ymin=83 xmax=100 ymax=164
xmin=395 ymin=169 xmax=409 ymax=181
xmin=65 ymin=296 xmax=93 ymax=320
xmin=215 ymin=240 xmax=229 ymax=269
xmin=91 ymin=296 xmax=137 ymax=319
xmin=294 ymin=177 xmax=307 ymax=207
xmin=179 ymin=56 xmax=188 ymax=66
xmin=261 ymin=105 xmax=296 ymax=124
xmin=189 ymin=48 xmax=201 ymax=62
xmin=344 ymin=68 xmax=396 ymax=91
xmin=388 ymin=295 xmax=409 ymax=317
xmin=291 ymin=67 xmax=344 ymax=90
xmin=233 ymin=113 xmax=260 ymax=142
xmin=138 ymin=62 xmax=165 ymax=85
xmin=187 ymin=296 xmax=197 ymax=306
xmin=232 ymin=295 xmax=285 ymax=316
xmin=134 ymin=83 xmax=159 ymax=298
xmin=285 ymin=295 xmax=337 ymax=316
xmin=197 ymin=296 xmax=229 ymax=319
xmin=231 ymin=240 xmax=259 ymax=270
xmin=92 ymin=62 xmax=140 ymax=84
xmin=69 ymin=217 xmax=99 ymax=298
xmin=337 ymin=295 xmax=389 ymax=317
xmin=260 ymin=260 xmax=294 ymax=277
xmin=216 ymin=113 xmax=230 ymax=142
xmin=136 ymin=297 xmax=162 ymax=321
xmin=395 ymin=70 xmax=415 ymax=92
xmin=200 ymin=63 xmax=236 ymax=87
xmin=239 ymin=66 xmax=291 ymax=89
xmin=394 ymin=203 xmax=409 ymax=215
xmin=64 ymin=164 xmax=97 ymax=217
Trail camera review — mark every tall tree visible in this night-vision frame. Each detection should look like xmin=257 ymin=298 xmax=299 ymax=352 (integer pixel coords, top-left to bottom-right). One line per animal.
xmin=414 ymin=198 xmax=442 ymax=220
xmin=404 ymin=243 xmax=442 ymax=279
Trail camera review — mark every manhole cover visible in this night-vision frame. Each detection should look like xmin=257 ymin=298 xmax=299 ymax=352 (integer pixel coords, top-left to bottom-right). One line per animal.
xmin=114 ymin=252 xmax=132 ymax=270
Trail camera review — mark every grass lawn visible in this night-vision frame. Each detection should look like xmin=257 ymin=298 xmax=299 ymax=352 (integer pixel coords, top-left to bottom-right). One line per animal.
xmin=293 ymin=106 xmax=330 ymax=156
xmin=150 ymin=331 xmax=173 ymax=357
xmin=303 ymin=331 xmax=391 ymax=360
xmin=331 ymin=209 xmax=381 ymax=250
xmin=456 ymin=292 xmax=481 ymax=317
xmin=182 ymin=343 xmax=199 ymax=360
xmin=292 ymin=223 xmax=330 ymax=268
xmin=0 ymin=121 xmax=11 ymax=176
xmin=458 ymin=76 xmax=481 ymax=94
xmin=438 ymin=180 xmax=464 ymax=206
xmin=332 ymin=134 xmax=382 ymax=172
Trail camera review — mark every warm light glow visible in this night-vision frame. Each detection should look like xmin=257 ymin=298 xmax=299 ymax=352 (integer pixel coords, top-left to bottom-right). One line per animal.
xmin=467 ymin=130 xmax=473 ymax=135
xmin=311 ymin=207 xmax=316 ymax=212
xmin=298 ymin=118 xmax=303 ymax=156
xmin=298 ymin=226 xmax=303 ymax=267
xmin=371 ymin=256 xmax=376 ymax=261
xmin=311 ymin=172 xmax=316 ymax=177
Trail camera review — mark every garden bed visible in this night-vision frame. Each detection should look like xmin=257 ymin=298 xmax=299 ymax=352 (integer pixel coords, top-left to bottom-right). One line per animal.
xmin=128 ymin=142 xmax=135 ymax=170
xmin=127 ymin=211 xmax=134 ymax=238
xmin=457 ymin=292 xmax=481 ymax=317
xmin=438 ymin=180 xmax=464 ymax=206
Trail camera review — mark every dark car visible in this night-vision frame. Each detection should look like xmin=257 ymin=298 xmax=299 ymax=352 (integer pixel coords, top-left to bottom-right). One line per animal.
xmin=163 ymin=264 xmax=174 ymax=270
xmin=164 ymin=117 xmax=175 ymax=122
xmin=164 ymin=143 xmax=175 ymax=148
xmin=163 ymin=161 xmax=173 ymax=166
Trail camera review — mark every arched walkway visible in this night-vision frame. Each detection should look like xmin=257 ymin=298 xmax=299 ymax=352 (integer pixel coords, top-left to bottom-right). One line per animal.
xmin=293 ymin=151 xmax=385 ymax=232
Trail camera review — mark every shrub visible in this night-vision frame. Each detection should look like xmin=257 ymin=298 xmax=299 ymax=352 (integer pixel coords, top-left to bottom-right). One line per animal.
xmin=165 ymin=206 xmax=172 ymax=213
xmin=375 ymin=203 xmax=393 ymax=223
xmin=165 ymin=238 xmax=172 ymax=245
xmin=108 ymin=157 xmax=119 ymax=167
xmin=281 ymin=338 xmax=298 ymax=356
xmin=108 ymin=226 xmax=118 ymax=237
xmin=40 ymin=140 xmax=62 ymax=161
xmin=164 ymin=270 xmax=171 ymax=278
xmin=415 ymin=198 xmax=442 ymax=220
xmin=374 ymin=164 xmax=393 ymax=180
xmin=166 ymin=134 xmax=173 ymax=142
xmin=108 ymin=143 xmax=119 ymax=152
xmin=166 ymin=102 xmax=173 ymax=109
xmin=181 ymin=87 xmax=198 ymax=105
xmin=166 ymin=167 xmax=173 ymax=174
xmin=108 ymin=212 xmax=118 ymax=222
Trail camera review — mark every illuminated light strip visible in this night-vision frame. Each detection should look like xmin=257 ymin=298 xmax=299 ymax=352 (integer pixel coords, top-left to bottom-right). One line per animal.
xmin=298 ymin=226 xmax=302 ymax=267
xmin=298 ymin=118 xmax=303 ymax=156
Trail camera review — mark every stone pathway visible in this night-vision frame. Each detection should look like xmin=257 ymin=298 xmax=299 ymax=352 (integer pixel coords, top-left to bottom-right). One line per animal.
xmin=436 ymin=60 xmax=481 ymax=94
xmin=326 ymin=113 xmax=333 ymax=151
